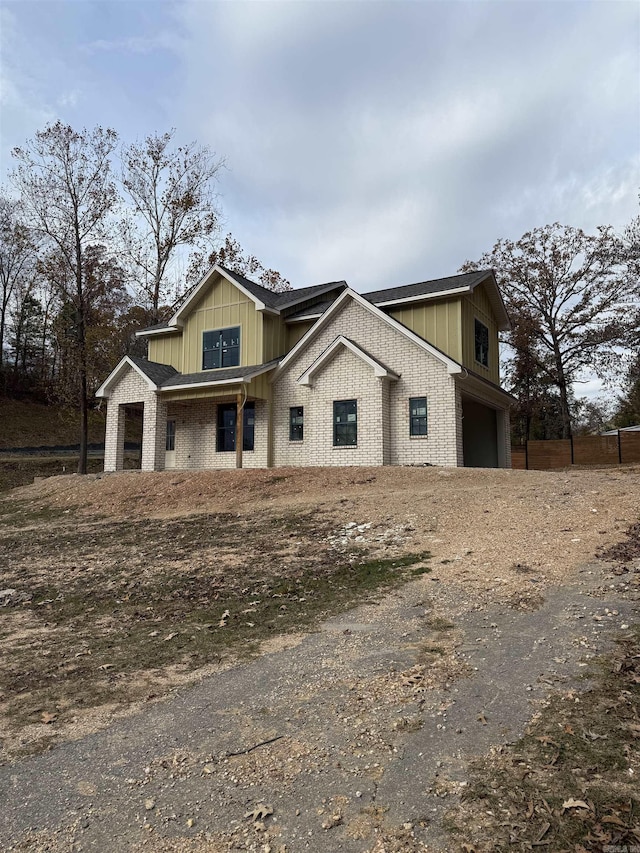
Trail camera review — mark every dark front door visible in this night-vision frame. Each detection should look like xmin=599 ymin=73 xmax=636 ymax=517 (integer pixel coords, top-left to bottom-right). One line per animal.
xmin=216 ymin=403 xmax=255 ymax=452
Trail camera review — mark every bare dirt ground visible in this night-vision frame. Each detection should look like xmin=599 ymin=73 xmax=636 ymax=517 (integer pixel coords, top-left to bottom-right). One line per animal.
xmin=0 ymin=465 xmax=639 ymax=851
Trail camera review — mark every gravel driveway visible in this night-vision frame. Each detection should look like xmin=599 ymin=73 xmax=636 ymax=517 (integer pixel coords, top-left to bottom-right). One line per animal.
xmin=1 ymin=553 xmax=636 ymax=853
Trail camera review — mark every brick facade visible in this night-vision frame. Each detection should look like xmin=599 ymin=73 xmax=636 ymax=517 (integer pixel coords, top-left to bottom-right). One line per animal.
xmin=272 ymin=299 xmax=461 ymax=467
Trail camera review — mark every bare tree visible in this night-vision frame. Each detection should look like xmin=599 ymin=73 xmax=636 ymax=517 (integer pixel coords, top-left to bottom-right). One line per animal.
xmin=0 ymin=194 xmax=37 ymax=370
xmin=463 ymin=223 xmax=634 ymax=438
xmin=11 ymin=121 xmax=119 ymax=473
xmin=121 ymin=130 xmax=224 ymax=321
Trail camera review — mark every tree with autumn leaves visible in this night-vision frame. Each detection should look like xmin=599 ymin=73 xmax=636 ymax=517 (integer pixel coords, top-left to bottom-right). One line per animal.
xmin=463 ymin=222 xmax=639 ymax=440
xmin=3 ymin=121 xmax=288 ymax=473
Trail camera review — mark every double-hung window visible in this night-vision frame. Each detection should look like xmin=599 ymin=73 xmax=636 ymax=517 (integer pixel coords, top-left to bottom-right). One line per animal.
xmin=409 ymin=397 xmax=427 ymax=436
xmin=289 ymin=406 xmax=304 ymax=441
xmin=333 ymin=399 xmax=357 ymax=446
xmin=203 ymin=326 xmax=240 ymax=370
xmin=474 ymin=319 xmax=489 ymax=368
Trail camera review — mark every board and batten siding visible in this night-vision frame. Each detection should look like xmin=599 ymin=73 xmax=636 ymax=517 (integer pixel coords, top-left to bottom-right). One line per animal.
xmin=387 ymin=298 xmax=462 ymax=364
xmin=180 ymin=273 xmax=263 ymax=373
xmin=461 ymin=283 xmax=500 ymax=384
xmin=148 ymin=334 xmax=182 ymax=372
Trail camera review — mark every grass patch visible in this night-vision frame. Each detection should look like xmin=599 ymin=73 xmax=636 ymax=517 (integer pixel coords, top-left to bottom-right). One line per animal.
xmin=0 ymin=506 xmax=430 ymax=759
xmin=445 ymin=627 xmax=640 ymax=852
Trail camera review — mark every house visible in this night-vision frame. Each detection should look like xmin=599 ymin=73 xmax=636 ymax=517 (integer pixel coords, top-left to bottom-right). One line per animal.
xmin=96 ymin=264 xmax=513 ymax=471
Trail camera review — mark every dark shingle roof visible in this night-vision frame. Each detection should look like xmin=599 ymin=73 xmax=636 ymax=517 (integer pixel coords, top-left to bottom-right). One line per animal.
xmin=159 ymin=359 xmax=280 ymax=389
xmin=284 ymin=299 xmax=336 ymax=322
xmin=219 ymin=266 xmax=347 ymax=310
xmin=128 ymin=356 xmax=178 ymax=386
xmin=362 ymin=270 xmax=492 ymax=305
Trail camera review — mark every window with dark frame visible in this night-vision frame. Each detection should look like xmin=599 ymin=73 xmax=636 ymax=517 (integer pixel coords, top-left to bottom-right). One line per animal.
xmin=409 ymin=397 xmax=427 ymax=436
xmin=289 ymin=406 xmax=304 ymax=441
xmin=333 ymin=399 xmax=357 ymax=446
xmin=216 ymin=402 xmax=255 ymax=452
xmin=166 ymin=420 xmax=176 ymax=451
xmin=203 ymin=326 xmax=240 ymax=370
xmin=474 ymin=319 xmax=489 ymax=367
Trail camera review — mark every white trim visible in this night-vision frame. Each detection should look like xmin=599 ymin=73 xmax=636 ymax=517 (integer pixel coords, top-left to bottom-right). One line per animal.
xmin=285 ymin=312 xmax=323 ymax=323
xmin=271 ymin=288 xmax=463 ymax=382
xmin=135 ymin=326 xmax=181 ymax=338
xmin=371 ymin=285 xmax=471 ymax=308
xmin=298 ymin=336 xmax=400 ymax=386
xmin=95 ymin=356 xmax=159 ymax=398
xmin=171 ymin=265 xmax=268 ymax=325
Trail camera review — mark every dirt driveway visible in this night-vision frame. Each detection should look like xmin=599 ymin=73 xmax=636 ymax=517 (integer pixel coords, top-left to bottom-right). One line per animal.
xmin=0 ymin=465 xmax=638 ymax=851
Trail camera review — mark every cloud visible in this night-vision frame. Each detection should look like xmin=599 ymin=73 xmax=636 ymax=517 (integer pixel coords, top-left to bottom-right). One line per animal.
xmin=171 ymin=0 xmax=639 ymax=289
xmin=82 ymin=31 xmax=182 ymax=56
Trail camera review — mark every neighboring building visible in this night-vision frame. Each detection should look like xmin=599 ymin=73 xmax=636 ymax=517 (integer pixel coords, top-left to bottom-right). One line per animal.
xmin=96 ymin=264 xmax=513 ymax=471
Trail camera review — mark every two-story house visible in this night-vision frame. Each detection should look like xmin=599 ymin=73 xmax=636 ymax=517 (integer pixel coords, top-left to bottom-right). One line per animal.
xmin=96 ymin=264 xmax=513 ymax=471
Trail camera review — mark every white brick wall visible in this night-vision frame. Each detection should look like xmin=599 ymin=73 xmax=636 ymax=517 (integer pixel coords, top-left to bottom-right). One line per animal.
xmin=167 ymin=398 xmax=268 ymax=469
xmin=104 ymin=368 xmax=160 ymax=472
xmin=272 ymin=298 xmax=461 ymax=467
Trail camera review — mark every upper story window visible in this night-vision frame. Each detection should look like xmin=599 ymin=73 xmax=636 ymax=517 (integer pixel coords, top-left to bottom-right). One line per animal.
xmin=474 ymin=319 xmax=489 ymax=368
xmin=333 ymin=399 xmax=357 ymax=446
xmin=203 ymin=326 xmax=240 ymax=370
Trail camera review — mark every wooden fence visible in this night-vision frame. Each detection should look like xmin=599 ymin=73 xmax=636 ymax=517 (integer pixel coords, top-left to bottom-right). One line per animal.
xmin=511 ymin=431 xmax=640 ymax=470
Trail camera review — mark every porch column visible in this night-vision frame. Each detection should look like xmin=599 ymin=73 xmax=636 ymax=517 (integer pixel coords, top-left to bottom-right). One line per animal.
xmin=104 ymin=400 xmax=125 ymax=472
xmin=141 ymin=394 xmax=168 ymax=471
xmin=235 ymin=392 xmax=243 ymax=469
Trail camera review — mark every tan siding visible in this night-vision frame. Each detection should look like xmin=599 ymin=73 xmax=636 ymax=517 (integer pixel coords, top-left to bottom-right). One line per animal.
xmin=262 ymin=313 xmax=288 ymax=362
xmin=148 ymin=334 xmax=183 ymax=371
xmin=286 ymin=321 xmax=315 ymax=350
xmin=388 ymin=299 xmax=462 ymax=362
xmin=461 ymin=283 xmax=499 ymax=383
xmin=179 ymin=273 xmax=263 ymax=373
xmin=159 ymin=372 xmax=274 ymax=404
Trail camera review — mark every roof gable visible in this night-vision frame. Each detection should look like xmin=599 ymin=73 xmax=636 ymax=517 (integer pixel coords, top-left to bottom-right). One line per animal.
xmin=297 ymin=336 xmax=400 ymax=386
xmin=96 ymin=356 xmax=178 ymax=398
xmin=272 ymin=288 xmax=462 ymax=382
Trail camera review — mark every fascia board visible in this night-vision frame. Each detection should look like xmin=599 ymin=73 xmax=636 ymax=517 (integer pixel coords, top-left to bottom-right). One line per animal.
xmin=170 ymin=264 xmax=268 ymax=326
xmin=135 ymin=326 xmax=181 ymax=338
xmin=285 ymin=313 xmax=323 ymax=324
xmin=298 ymin=336 xmax=399 ymax=386
xmin=371 ymin=285 xmax=471 ymax=308
xmin=95 ymin=356 xmax=158 ymax=398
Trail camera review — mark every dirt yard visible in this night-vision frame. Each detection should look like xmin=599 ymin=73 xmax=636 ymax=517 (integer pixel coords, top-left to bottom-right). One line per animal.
xmin=0 ymin=465 xmax=638 ymax=851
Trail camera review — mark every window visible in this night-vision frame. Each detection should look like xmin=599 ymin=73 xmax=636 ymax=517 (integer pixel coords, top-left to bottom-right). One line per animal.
xmin=203 ymin=326 xmax=240 ymax=370
xmin=289 ymin=406 xmax=304 ymax=441
xmin=474 ymin=319 xmax=489 ymax=367
xmin=333 ymin=399 xmax=357 ymax=446
xmin=409 ymin=397 xmax=427 ymax=436
xmin=216 ymin=402 xmax=255 ymax=452
xmin=166 ymin=419 xmax=176 ymax=451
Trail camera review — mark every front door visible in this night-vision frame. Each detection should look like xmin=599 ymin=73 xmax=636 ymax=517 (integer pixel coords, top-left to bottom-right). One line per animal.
xmin=165 ymin=419 xmax=176 ymax=468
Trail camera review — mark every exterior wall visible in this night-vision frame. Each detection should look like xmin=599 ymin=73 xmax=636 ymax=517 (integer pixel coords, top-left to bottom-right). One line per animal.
xmin=461 ymin=283 xmax=500 ymax=384
xmin=180 ymin=273 xmax=263 ymax=373
xmin=262 ymin=313 xmax=288 ymax=363
xmin=148 ymin=333 xmax=182 ymax=372
xmin=387 ymin=298 xmax=462 ymax=363
xmin=272 ymin=298 xmax=461 ymax=468
xmin=166 ymin=399 xmax=269 ymax=469
xmin=104 ymin=367 xmax=160 ymax=472
xmin=286 ymin=321 xmax=315 ymax=351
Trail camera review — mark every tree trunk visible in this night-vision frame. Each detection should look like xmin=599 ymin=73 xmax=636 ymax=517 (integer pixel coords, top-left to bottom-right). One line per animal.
xmin=76 ymin=235 xmax=88 ymax=475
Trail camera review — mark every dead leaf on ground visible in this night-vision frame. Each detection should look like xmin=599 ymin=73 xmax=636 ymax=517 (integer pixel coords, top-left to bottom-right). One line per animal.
xmin=40 ymin=711 xmax=57 ymax=724
xmin=562 ymin=798 xmax=591 ymax=811
xmin=245 ymin=803 xmax=273 ymax=822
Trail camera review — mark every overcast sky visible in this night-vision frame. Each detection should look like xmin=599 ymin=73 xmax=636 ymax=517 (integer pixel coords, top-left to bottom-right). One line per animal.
xmin=1 ymin=0 xmax=638 ymax=299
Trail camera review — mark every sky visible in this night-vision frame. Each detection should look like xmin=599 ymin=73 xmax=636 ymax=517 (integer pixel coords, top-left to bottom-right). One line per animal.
xmin=1 ymin=0 xmax=639 ymax=395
